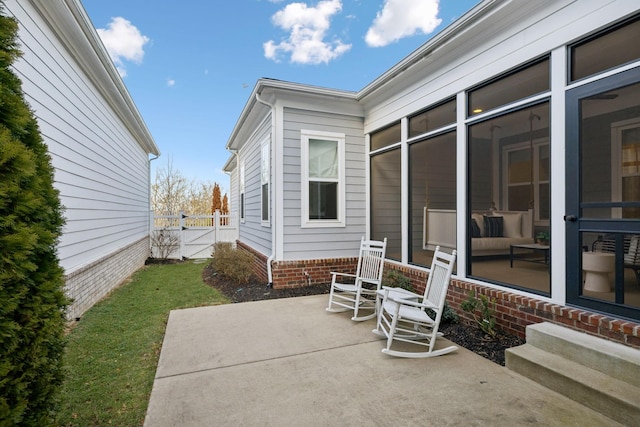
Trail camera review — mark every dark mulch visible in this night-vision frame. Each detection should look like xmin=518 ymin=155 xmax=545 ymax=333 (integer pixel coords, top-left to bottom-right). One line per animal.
xmin=202 ymin=264 xmax=524 ymax=366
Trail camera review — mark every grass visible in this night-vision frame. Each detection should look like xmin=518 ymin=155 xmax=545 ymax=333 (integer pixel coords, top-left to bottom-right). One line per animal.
xmin=56 ymin=260 xmax=228 ymax=426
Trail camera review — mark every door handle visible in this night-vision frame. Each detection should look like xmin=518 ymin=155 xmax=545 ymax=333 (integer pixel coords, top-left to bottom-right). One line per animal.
xmin=563 ymin=215 xmax=577 ymax=222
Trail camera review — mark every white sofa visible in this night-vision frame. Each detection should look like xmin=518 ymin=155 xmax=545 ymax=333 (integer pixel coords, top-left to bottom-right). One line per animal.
xmin=423 ymin=208 xmax=534 ymax=256
xmin=471 ymin=210 xmax=534 ymax=256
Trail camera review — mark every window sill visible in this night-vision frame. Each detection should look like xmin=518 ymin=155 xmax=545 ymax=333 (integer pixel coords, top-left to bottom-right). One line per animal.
xmin=301 ymin=220 xmax=346 ymax=229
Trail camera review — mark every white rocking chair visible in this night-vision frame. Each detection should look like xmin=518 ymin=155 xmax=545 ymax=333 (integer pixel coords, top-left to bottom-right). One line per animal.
xmin=373 ymin=246 xmax=457 ymax=358
xmin=326 ymin=237 xmax=387 ymax=321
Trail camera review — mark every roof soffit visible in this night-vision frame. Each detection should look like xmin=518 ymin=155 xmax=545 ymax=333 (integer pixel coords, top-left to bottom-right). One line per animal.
xmin=26 ymin=0 xmax=159 ymax=155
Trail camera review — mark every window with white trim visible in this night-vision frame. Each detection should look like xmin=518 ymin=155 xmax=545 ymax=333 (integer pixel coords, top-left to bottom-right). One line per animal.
xmin=502 ymin=139 xmax=550 ymax=224
xmin=240 ymin=161 xmax=245 ymax=222
xmin=261 ymin=141 xmax=270 ymax=224
xmin=301 ymin=130 xmax=345 ymax=227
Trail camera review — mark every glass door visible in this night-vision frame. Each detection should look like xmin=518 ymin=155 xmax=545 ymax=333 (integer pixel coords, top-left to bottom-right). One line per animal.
xmin=566 ymin=67 xmax=640 ymax=321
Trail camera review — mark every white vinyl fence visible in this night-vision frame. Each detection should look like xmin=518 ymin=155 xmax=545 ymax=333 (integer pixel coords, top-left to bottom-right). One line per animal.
xmin=150 ymin=210 xmax=237 ymax=259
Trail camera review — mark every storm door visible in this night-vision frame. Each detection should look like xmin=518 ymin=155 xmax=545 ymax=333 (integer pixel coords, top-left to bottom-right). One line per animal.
xmin=566 ymin=67 xmax=640 ymax=321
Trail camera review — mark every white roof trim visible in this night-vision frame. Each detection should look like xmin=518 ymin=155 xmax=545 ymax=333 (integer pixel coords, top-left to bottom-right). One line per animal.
xmin=357 ymin=0 xmax=504 ymax=100
xmin=28 ymin=0 xmax=160 ymax=156
xmin=225 ymin=78 xmax=357 ymax=151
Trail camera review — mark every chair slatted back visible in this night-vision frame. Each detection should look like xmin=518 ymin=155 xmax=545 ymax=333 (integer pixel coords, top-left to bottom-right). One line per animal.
xmin=422 ymin=248 xmax=457 ymax=316
xmin=593 ymin=234 xmax=640 ymax=267
xmin=625 ymin=236 xmax=640 ymax=266
xmin=355 ymin=237 xmax=387 ymax=284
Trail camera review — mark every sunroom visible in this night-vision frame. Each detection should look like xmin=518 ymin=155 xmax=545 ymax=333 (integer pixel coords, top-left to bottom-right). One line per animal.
xmin=364 ymin=1 xmax=640 ymax=324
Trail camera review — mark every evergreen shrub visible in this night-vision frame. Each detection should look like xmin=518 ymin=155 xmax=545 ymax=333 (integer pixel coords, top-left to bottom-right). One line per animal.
xmin=0 ymin=9 xmax=68 ymax=425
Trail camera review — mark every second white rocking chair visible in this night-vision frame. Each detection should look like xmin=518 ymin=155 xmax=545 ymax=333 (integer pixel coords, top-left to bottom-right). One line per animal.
xmin=326 ymin=237 xmax=387 ymax=321
xmin=373 ymin=246 xmax=457 ymax=358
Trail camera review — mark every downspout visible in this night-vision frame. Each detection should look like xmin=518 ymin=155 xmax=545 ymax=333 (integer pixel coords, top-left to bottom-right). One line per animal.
xmin=255 ymin=91 xmax=276 ymax=286
xmin=228 ymin=148 xmax=239 ymax=242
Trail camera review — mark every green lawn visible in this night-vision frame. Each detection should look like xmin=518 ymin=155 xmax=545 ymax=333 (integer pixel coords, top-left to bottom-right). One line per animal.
xmin=56 ymin=261 xmax=228 ymax=426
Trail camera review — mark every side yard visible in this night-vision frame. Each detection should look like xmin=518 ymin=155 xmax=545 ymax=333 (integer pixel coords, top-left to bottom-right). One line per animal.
xmin=58 ymin=258 xmax=524 ymax=426
xmin=57 ymin=261 xmax=228 ymax=426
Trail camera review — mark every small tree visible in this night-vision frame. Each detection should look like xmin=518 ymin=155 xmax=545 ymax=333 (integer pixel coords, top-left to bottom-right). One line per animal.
xmin=211 ymin=183 xmax=221 ymax=225
xmin=221 ymin=193 xmax=229 ymax=225
xmin=0 ymin=9 xmax=68 ymax=425
xmin=151 ymin=157 xmax=189 ymax=215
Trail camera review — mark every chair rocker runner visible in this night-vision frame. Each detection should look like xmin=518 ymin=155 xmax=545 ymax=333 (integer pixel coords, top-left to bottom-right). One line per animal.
xmin=326 ymin=237 xmax=387 ymax=321
xmin=373 ymin=247 xmax=457 ymax=358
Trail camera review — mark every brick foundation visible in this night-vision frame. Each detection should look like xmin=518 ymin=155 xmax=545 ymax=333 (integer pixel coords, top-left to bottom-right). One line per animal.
xmin=64 ymin=237 xmax=149 ymax=320
xmin=239 ymin=242 xmax=640 ymax=350
xmin=237 ymin=241 xmax=358 ymax=288
xmin=385 ymin=264 xmax=640 ymax=350
xmin=237 ymin=241 xmax=270 ymax=283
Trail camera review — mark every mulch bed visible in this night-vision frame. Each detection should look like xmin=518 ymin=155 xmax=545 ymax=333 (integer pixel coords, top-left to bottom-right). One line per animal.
xmin=202 ymin=264 xmax=524 ymax=366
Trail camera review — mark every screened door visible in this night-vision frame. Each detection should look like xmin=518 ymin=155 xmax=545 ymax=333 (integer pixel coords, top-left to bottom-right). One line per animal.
xmin=566 ymin=67 xmax=640 ymax=321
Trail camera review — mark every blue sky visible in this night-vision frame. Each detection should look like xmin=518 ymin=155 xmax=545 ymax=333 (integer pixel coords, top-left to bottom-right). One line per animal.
xmin=81 ymin=0 xmax=479 ymax=193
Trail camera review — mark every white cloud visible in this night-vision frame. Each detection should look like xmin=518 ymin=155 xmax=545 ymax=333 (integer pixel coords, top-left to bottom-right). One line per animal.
xmin=96 ymin=17 xmax=150 ymax=77
xmin=365 ymin=0 xmax=442 ymax=47
xmin=167 ymin=78 xmax=175 ymax=87
xmin=264 ymin=0 xmax=351 ymax=65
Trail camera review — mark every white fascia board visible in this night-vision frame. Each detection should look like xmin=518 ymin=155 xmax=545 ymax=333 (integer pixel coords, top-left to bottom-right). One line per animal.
xmin=225 ymin=78 xmax=359 ymax=152
xmin=357 ymin=0 xmax=522 ymax=101
xmin=222 ymin=154 xmax=236 ymax=173
xmin=28 ymin=0 xmax=159 ymax=156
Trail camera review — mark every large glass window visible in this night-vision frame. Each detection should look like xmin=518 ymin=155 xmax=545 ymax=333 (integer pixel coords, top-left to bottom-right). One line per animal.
xmin=371 ymin=148 xmax=401 ymax=261
xmin=370 ymin=122 xmax=401 ymax=151
xmin=468 ymin=58 xmax=549 ymax=117
xmin=409 ymin=98 xmax=456 ymax=138
xmin=468 ymin=102 xmax=551 ymax=295
xmin=240 ymin=161 xmax=245 ymax=222
xmin=570 ymin=15 xmax=640 ymax=82
xmin=503 ymin=140 xmax=550 ymax=222
xmin=301 ymin=130 xmax=345 ymax=227
xmin=409 ymin=131 xmax=456 ymax=268
xmin=580 ymin=83 xmax=640 ymax=221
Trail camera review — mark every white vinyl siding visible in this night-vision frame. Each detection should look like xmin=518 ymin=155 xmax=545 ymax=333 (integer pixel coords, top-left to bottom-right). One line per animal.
xmin=237 ymin=115 xmax=272 ymax=256
xmin=7 ymin=0 xmax=155 ymax=274
xmin=282 ymin=108 xmax=365 ymax=260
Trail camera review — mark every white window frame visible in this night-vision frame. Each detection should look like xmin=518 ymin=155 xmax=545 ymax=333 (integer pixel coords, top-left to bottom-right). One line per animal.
xmin=261 ymin=139 xmax=270 ymax=226
xmin=502 ymin=138 xmax=550 ymax=225
xmin=611 ymin=117 xmax=640 ymax=218
xmin=240 ymin=160 xmax=245 ymax=223
xmin=300 ymin=129 xmax=346 ymax=228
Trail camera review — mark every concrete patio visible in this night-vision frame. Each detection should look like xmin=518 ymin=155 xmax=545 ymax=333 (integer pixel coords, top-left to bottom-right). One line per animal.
xmin=144 ymin=294 xmax=621 ymax=426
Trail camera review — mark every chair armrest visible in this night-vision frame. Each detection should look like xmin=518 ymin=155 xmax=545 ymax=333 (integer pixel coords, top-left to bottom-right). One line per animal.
xmin=387 ymin=296 xmax=437 ymax=310
xmin=380 ymin=287 xmax=422 ymax=300
xmin=330 ymin=272 xmax=357 ymax=278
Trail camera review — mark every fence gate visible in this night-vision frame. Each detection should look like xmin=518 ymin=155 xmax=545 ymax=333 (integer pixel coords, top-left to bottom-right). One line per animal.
xmin=151 ymin=211 xmax=237 ymax=259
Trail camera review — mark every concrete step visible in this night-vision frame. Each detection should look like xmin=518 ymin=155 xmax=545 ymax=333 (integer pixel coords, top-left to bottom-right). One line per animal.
xmin=524 ymin=322 xmax=640 ymax=388
xmin=506 ymin=322 xmax=640 ymax=426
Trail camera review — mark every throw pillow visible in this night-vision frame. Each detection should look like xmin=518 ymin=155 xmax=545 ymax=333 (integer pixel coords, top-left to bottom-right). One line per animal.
xmin=470 ymin=218 xmax=481 ymax=238
xmin=501 ymin=212 xmax=522 ymax=238
xmin=484 ymin=215 xmax=504 ymax=237
xmin=471 ymin=213 xmax=484 ymax=237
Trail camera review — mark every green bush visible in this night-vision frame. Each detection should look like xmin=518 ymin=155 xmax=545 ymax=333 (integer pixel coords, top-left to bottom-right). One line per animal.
xmin=382 ymin=270 xmax=414 ymax=293
xmin=440 ymin=302 xmax=460 ymax=324
xmin=0 ymin=8 xmax=68 ymax=426
xmin=461 ymin=290 xmax=497 ymax=337
xmin=210 ymin=242 xmax=255 ymax=284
